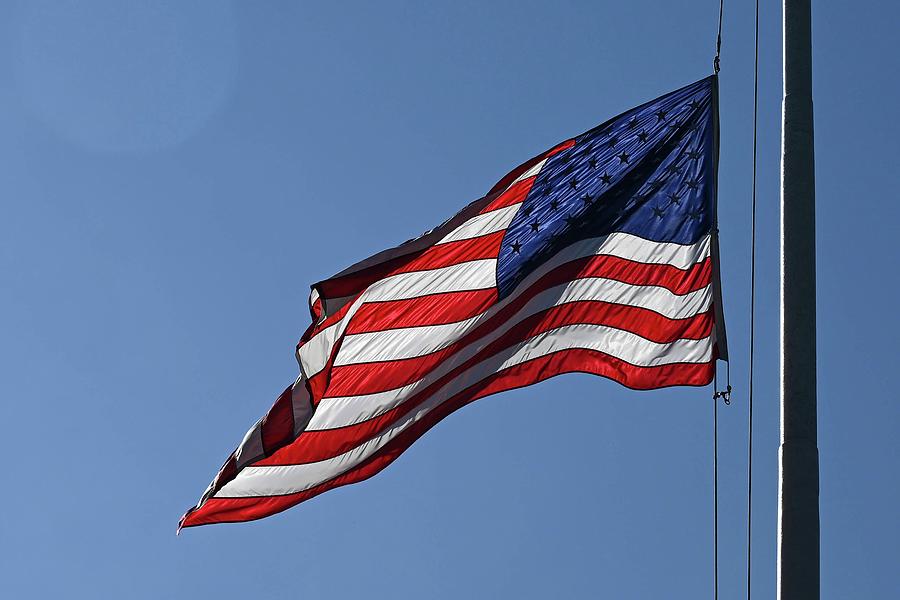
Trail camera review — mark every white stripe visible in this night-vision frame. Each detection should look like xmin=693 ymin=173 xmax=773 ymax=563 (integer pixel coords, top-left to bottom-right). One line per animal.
xmin=335 ymin=277 xmax=711 ymax=366
xmin=299 ymin=321 xmax=342 ymax=377
xmin=360 ymin=259 xmax=497 ymax=303
xmin=564 ymin=232 xmax=710 ymax=271
xmin=215 ymin=326 xmax=712 ymax=498
xmin=512 ymin=158 xmax=547 ymax=184
xmin=436 ymin=204 xmax=520 ymax=244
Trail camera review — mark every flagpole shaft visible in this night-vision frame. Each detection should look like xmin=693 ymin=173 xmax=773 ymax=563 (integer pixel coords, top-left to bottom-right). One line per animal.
xmin=779 ymin=0 xmax=819 ymax=598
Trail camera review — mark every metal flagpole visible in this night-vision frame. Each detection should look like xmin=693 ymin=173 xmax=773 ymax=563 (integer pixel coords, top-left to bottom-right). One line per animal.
xmin=779 ymin=0 xmax=819 ymax=598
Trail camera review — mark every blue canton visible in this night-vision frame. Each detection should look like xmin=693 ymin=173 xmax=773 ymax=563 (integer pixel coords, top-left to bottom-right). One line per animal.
xmin=496 ymin=76 xmax=718 ymax=299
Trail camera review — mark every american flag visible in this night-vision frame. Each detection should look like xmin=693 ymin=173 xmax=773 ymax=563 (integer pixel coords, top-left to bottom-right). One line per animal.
xmin=180 ymin=75 xmax=727 ymax=529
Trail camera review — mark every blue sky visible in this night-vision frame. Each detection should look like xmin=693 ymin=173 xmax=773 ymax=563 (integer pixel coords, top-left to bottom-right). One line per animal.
xmin=1 ymin=1 xmax=897 ymax=598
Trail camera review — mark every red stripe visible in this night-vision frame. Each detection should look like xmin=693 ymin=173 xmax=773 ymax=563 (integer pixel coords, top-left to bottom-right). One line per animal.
xmin=261 ymin=385 xmax=295 ymax=454
xmin=346 ymin=289 xmax=498 ymax=335
xmin=326 ymin=302 xmax=714 ymax=398
xmin=480 ymin=178 xmax=533 ymax=213
xmin=180 ymin=348 xmax=712 ymax=528
xmin=306 ymin=354 xmax=336 ymax=401
xmin=485 ymin=139 xmax=575 ymax=197
xmin=398 ymin=231 xmax=504 ymax=273
xmin=509 ymin=253 xmax=711 ymax=299
xmin=310 ymin=296 xmax=323 ymax=322
xmin=547 ymin=139 xmax=577 ymax=156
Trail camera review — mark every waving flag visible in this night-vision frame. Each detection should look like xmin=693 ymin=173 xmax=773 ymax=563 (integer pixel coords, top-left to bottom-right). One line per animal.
xmin=180 ymin=75 xmax=727 ymax=529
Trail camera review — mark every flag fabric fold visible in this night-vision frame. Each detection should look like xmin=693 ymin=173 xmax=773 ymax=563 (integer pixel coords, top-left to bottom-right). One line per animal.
xmin=180 ymin=75 xmax=727 ymax=529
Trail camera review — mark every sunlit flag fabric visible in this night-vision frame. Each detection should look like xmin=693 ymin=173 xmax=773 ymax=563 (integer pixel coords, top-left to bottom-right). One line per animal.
xmin=180 ymin=75 xmax=728 ymax=529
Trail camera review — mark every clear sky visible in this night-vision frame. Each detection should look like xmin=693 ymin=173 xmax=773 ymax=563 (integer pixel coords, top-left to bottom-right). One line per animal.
xmin=1 ymin=1 xmax=897 ymax=598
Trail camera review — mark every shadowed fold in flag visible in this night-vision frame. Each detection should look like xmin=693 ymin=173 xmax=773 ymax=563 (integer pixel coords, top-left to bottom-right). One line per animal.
xmin=180 ymin=75 xmax=728 ymax=529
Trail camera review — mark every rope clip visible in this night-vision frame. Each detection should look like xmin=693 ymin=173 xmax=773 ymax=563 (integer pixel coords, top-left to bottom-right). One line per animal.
xmin=713 ymin=384 xmax=732 ymax=405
